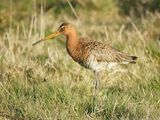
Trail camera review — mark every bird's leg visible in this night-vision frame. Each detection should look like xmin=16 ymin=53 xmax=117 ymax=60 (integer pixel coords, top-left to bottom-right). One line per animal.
xmin=94 ymin=71 xmax=99 ymax=94
xmin=92 ymin=71 xmax=99 ymax=112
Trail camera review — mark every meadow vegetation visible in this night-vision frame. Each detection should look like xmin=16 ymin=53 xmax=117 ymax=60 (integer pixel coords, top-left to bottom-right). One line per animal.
xmin=0 ymin=0 xmax=160 ymax=119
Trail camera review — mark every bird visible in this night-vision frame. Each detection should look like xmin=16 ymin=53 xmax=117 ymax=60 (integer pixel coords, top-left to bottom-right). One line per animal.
xmin=32 ymin=22 xmax=137 ymax=104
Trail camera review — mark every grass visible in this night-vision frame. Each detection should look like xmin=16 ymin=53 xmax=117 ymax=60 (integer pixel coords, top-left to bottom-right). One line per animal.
xmin=0 ymin=0 xmax=160 ymax=119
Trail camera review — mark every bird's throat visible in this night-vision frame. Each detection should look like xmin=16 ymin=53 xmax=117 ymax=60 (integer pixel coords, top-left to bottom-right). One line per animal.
xmin=66 ymin=31 xmax=78 ymax=49
xmin=66 ymin=31 xmax=80 ymax=60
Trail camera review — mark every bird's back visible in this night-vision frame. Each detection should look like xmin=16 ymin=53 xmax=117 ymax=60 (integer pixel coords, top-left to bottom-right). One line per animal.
xmin=67 ymin=37 xmax=137 ymax=71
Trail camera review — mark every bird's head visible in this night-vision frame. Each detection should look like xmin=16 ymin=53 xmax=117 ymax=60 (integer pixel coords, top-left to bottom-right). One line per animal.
xmin=32 ymin=22 xmax=75 ymax=46
xmin=58 ymin=22 xmax=75 ymax=35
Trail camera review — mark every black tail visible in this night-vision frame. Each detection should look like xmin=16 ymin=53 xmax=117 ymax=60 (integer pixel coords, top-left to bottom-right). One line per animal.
xmin=129 ymin=56 xmax=138 ymax=64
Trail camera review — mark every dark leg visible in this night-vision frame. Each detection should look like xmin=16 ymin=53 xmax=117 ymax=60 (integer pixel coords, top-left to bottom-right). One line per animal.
xmin=93 ymin=71 xmax=99 ymax=96
xmin=92 ymin=71 xmax=99 ymax=112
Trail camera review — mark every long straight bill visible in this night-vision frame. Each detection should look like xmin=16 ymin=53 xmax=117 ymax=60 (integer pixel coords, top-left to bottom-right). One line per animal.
xmin=32 ymin=31 xmax=61 ymax=46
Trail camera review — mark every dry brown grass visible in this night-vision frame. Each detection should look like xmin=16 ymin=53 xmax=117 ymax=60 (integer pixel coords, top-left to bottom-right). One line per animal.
xmin=0 ymin=0 xmax=160 ymax=119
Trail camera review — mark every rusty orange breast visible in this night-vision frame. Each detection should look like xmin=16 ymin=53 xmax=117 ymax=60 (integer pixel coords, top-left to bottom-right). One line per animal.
xmin=66 ymin=32 xmax=90 ymax=68
xmin=66 ymin=32 xmax=81 ymax=62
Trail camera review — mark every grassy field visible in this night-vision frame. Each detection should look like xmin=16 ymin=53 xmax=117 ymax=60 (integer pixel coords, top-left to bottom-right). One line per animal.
xmin=0 ymin=0 xmax=160 ymax=119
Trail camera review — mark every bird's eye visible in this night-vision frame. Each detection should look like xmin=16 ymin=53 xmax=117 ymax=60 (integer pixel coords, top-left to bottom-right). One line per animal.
xmin=60 ymin=26 xmax=65 ymax=31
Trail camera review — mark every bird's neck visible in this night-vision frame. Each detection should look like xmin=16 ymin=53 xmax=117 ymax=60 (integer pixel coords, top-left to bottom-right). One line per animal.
xmin=66 ymin=31 xmax=78 ymax=48
xmin=66 ymin=31 xmax=80 ymax=60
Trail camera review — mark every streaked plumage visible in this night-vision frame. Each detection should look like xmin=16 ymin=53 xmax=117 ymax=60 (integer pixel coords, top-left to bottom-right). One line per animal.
xmin=32 ymin=22 xmax=137 ymax=109
xmin=65 ymin=36 xmax=137 ymax=72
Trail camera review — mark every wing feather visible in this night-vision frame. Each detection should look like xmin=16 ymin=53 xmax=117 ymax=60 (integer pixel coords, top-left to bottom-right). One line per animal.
xmin=80 ymin=38 xmax=134 ymax=63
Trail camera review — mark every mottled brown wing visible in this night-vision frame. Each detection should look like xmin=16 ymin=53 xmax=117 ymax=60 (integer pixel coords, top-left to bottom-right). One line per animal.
xmin=83 ymin=39 xmax=134 ymax=63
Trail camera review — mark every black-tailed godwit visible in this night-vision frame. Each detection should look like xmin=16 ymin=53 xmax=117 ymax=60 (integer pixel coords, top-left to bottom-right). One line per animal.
xmin=32 ymin=22 xmax=137 ymax=103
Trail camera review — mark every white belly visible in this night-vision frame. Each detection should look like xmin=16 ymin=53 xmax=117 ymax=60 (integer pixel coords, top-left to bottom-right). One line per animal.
xmin=90 ymin=61 xmax=118 ymax=72
xmin=87 ymin=55 xmax=118 ymax=72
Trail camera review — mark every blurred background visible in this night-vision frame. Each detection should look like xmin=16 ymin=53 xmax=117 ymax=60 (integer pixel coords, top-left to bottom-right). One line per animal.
xmin=1 ymin=0 xmax=160 ymax=36
xmin=0 ymin=0 xmax=160 ymax=119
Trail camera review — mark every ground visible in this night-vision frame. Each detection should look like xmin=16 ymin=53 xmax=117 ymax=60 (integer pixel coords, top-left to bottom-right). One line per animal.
xmin=0 ymin=0 xmax=160 ymax=119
